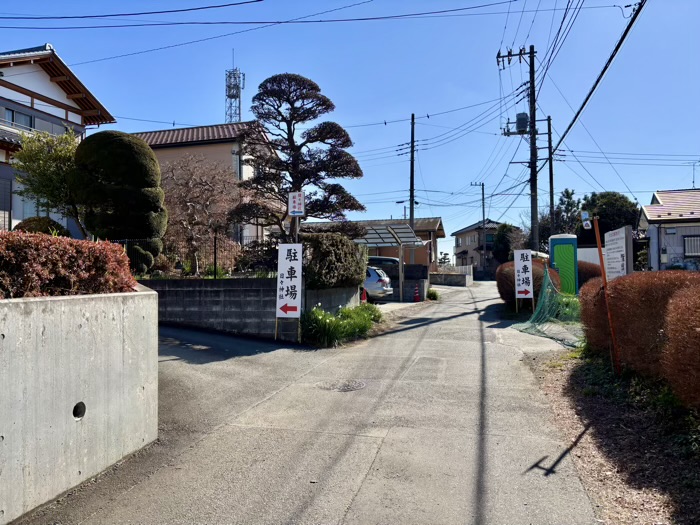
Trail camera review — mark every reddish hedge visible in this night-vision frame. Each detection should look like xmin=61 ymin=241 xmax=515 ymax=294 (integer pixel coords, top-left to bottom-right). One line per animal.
xmin=496 ymin=259 xmax=561 ymax=308
xmin=662 ymin=288 xmax=700 ymax=409
xmin=579 ymin=277 xmax=610 ymax=354
xmin=606 ymin=271 xmax=700 ymax=377
xmin=578 ymin=261 xmax=602 ymax=288
xmin=0 ymin=231 xmax=136 ymax=299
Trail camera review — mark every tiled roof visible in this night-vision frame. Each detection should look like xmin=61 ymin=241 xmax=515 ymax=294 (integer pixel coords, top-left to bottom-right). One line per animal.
xmin=335 ymin=217 xmax=446 ymax=237
xmin=451 ymin=219 xmax=502 ymax=236
xmin=642 ymin=189 xmax=700 ymax=223
xmin=133 ymin=122 xmax=255 ymax=147
xmin=0 ymin=127 xmax=22 ymax=147
xmin=0 ymin=43 xmax=53 ymax=61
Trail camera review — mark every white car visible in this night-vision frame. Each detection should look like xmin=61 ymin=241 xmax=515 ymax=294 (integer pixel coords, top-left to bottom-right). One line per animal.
xmin=363 ymin=266 xmax=393 ymax=301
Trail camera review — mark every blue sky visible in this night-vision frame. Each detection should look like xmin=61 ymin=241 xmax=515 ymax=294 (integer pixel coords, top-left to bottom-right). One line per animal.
xmin=4 ymin=0 xmax=699 ymax=256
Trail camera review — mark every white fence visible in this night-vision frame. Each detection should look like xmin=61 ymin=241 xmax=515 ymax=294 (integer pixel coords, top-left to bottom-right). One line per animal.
xmin=436 ymin=265 xmax=473 ymax=276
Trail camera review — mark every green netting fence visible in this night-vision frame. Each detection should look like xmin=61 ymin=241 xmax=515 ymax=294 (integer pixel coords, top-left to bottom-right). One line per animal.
xmin=512 ymin=268 xmax=584 ymax=347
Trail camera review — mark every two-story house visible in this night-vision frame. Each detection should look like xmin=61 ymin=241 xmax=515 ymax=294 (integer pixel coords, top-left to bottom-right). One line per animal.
xmin=0 ymin=44 xmax=114 ymax=236
xmin=451 ymin=218 xmax=502 ymax=275
xmin=132 ymin=123 xmax=269 ymax=241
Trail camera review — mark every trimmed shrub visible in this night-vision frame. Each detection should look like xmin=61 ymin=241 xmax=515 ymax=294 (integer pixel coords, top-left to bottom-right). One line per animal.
xmin=662 ymin=288 xmax=700 ymax=409
xmin=579 ymin=277 xmax=610 ymax=354
xmin=13 ymin=216 xmax=71 ymax=237
xmin=606 ymin=271 xmax=700 ymax=377
xmin=73 ymin=131 xmax=167 ymax=272
xmin=495 ymin=259 xmax=561 ymax=308
xmin=0 ymin=231 xmax=136 ymax=298
xmin=578 ymin=261 xmax=602 ymax=288
xmin=303 ymin=233 xmax=366 ymax=290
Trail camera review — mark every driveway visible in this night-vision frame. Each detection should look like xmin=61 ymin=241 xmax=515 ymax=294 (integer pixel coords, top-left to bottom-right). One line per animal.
xmin=17 ymin=282 xmax=595 ymax=525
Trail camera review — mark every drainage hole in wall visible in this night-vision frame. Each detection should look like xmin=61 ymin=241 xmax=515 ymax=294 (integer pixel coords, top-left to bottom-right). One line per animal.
xmin=0 ymin=435 xmax=4 ymax=442
xmin=73 ymin=402 xmax=86 ymax=420
xmin=78 ymin=470 xmax=81 ymax=476
xmin=1 ymin=509 xmax=4 ymax=517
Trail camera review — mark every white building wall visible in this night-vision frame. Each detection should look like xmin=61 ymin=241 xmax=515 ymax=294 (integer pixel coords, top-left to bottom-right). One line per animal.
xmin=4 ymin=64 xmax=81 ymax=110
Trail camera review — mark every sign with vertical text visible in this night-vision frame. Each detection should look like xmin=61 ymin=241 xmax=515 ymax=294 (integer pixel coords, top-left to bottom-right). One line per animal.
xmin=604 ymin=226 xmax=633 ymax=281
xmin=276 ymin=244 xmax=302 ymax=318
xmin=288 ymin=191 xmax=305 ymax=217
xmin=514 ymin=249 xmax=534 ymax=299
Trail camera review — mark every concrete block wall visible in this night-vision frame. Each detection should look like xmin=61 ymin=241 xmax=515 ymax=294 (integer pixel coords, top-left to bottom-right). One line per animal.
xmin=389 ymin=279 xmax=429 ymax=302
xmin=0 ymin=285 xmax=158 ymax=525
xmin=429 ymin=273 xmax=473 ymax=287
xmin=305 ymin=287 xmax=360 ymax=313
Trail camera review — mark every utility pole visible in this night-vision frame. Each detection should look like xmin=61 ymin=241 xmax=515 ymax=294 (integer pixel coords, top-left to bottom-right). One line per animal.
xmin=527 ymin=45 xmax=538 ymax=253
xmin=409 ymin=113 xmax=416 ymax=264
xmin=471 ymin=182 xmax=486 ymax=272
xmin=548 ymin=115 xmax=555 ymax=233
xmin=498 ymin=45 xmax=538 ymax=251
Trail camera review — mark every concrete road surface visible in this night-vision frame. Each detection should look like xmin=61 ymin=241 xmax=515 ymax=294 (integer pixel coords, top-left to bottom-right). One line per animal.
xmin=17 ymin=283 xmax=596 ymax=525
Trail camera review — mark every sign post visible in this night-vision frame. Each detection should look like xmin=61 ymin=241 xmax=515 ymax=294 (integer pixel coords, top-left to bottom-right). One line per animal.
xmin=604 ymin=225 xmax=633 ymax=282
xmin=514 ymin=249 xmax=534 ymax=313
xmin=288 ymin=191 xmax=305 ymax=243
xmin=276 ymin=244 xmax=303 ymax=340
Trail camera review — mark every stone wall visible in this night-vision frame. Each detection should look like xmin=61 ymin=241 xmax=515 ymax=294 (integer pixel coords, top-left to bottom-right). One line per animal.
xmin=429 ymin=273 xmax=473 ymax=287
xmin=143 ymin=279 xmax=359 ymax=342
xmin=0 ymin=285 xmax=158 ymax=525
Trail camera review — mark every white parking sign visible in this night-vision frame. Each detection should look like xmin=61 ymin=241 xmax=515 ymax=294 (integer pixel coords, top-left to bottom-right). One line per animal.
xmin=514 ymin=250 xmax=534 ymax=299
xmin=276 ymin=244 xmax=302 ymax=318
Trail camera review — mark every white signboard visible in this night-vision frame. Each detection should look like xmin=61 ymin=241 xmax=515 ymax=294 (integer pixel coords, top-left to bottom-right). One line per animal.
xmin=288 ymin=191 xmax=305 ymax=217
xmin=604 ymin=226 xmax=633 ymax=281
xmin=514 ymin=249 xmax=534 ymax=299
xmin=276 ymin=244 xmax=302 ymax=318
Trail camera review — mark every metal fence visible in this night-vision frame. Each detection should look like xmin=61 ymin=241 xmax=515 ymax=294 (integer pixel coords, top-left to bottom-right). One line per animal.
xmin=112 ymin=234 xmax=277 ymax=277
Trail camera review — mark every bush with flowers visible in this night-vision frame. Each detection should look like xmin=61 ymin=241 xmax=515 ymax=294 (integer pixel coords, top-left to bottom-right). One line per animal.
xmin=301 ymin=302 xmax=382 ymax=347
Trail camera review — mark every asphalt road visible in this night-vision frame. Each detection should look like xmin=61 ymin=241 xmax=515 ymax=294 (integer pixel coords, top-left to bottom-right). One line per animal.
xmin=17 ymin=283 xmax=596 ymax=525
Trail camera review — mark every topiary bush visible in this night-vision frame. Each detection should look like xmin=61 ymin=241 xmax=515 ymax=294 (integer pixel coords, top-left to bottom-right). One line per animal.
xmin=303 ymin=233 xmax=366 ymax=290
xmin=73 ymin=131 xmax=167 ymax=273
xmin=13 ymin=216 xmax=71 ymax=237
xmin=495 ymin=258 xmax=561 ymax=308
xmin=578 ymin=261 xmax=602 ymax=288
xmin=579 ymin=277 xmax=611 ymax=354
xmin=0 ymin=231 xmax=136 ymax=298
xmin=606 ymin=271 xmax=700 ymax=377
xmin=662 ymin=287 xmax=700 ymax=409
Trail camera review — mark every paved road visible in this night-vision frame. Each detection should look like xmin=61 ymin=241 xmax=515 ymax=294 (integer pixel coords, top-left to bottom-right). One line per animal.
xmin=18 ymin=283 xmax=595 ymax=525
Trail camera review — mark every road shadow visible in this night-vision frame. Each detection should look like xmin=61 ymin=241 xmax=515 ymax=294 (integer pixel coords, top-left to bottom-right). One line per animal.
xmin=564 ymin=359 xmax=700 ymax=525
xmin=479 ymin=302 xmax=531 ymax=329
xmin=159 ymin=325 xmax=315 ymax=365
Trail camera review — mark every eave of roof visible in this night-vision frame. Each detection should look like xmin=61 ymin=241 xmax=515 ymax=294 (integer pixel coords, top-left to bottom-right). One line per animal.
xmin=0 ymin=127 xmax=22 ymax=149
xmin=132 ymin=121 xmax=257 ymax=147
xmin=0 ymin=43 xmax=114 ymax=126
xmin=337 ymin=217 xmax=446 ymax=237
xmin=451 ymin=219 xmax=502 ymax=236
xmin=642 ymin=188 xmax=700 ymax=223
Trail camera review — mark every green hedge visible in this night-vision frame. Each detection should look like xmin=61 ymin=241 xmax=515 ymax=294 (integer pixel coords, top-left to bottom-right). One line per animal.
xmin=303 ymin=233 xmax=366 ymax=290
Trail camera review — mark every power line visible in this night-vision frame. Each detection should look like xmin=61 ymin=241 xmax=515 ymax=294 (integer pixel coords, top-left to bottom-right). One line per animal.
xmin=0 ymin=1 xmax=263 ymax=20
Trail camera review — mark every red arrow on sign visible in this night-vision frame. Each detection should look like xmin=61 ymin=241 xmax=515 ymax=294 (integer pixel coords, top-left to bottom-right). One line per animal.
xmin=280 ymin=304 xmax=298 ymax=314
xmin=517 ymin=289 xmax=531 ymax=296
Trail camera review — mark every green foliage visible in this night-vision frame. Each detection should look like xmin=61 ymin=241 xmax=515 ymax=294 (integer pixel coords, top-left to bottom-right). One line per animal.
xmin=427 ymin=288 xmax=439 ymax=301
xmin=231 ymin=73 xmax=365 ymax=241
xmin=303 ymin=233 xmax=366 ymax=289
xmin=492 ymin=223 xmax=515 ymax=263
xmin=577 ymin=191 xmax=639 ymax=245
xmin=73 ymin=131 xmax=167 ymax=270
xmin=235 ymin=238 xmax=279 ymax=272
xmin=355 ymin=302 xmax=382 ymax=323
xmin=12 ymin=129 xmax=88 ymax=237
xmin=0 ymin=231 xmax=135 ymax=298
xmin=301 ymin=304 xmax=380 ymax=347
xmin=13 ymin=216 xmax=71 ymax=237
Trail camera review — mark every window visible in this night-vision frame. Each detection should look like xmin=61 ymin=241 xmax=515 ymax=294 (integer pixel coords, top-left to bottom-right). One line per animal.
xmin=0 ymin=179 xmax=11 ymax=231
xmin=684 ymin=236 xmax=700 ymax=257
xmin=4 ymin=108 xmax=33 ymax=129
xmin=485 ymin=234 xmax=495 ymax=243
xmin=456 ymin=237 xmax=462 ymax=247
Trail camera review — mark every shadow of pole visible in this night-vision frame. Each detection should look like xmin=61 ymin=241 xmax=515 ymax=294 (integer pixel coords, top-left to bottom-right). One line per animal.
xmin=473 ymin=287 xmax=488 ymax=525
xmin=523 ymin=424 xmax=591 ymax=477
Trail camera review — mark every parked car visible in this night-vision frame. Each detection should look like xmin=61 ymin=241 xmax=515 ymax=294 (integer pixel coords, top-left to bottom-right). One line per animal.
xmin=368 ymin=256 xmax=401 ymax=269
xmin=363 ymin=266 xmax=393 ymax=301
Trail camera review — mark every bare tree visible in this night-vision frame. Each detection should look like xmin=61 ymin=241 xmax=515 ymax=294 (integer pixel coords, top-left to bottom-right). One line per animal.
xmin=161 ymin=155 xmax=242 ymax=274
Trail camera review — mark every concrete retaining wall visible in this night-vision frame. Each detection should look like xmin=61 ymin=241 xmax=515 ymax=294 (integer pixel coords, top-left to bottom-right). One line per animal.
xmin=389 ymin=279 xmax=429 ymax=302
xmin=429 ymin=273 xmax=473 ymax=287
xmin=143 ymin=279 xmax=359 ymax=342
xmin=0 ymin=285 xmax=158 ymax=525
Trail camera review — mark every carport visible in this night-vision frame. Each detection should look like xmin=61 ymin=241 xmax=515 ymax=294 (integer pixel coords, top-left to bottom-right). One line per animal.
xmin=355 ymin=224 xmax=423 ymax=302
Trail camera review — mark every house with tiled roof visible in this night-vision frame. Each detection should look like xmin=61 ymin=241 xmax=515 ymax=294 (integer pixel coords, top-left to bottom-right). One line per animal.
xmin=133 ymin=122 xmax=269 ymax=241
xmin=0 ymin=44 xmax=114 ymax=234
xmin=451 ymin=218 xmax=503 ymax=274
xmin=641 ymin=188 xmax=700 ymax=270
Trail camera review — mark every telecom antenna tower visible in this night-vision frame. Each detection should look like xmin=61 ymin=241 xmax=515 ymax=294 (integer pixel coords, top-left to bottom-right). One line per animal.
xmin=225 ymin=51 xmax=245 ymax=123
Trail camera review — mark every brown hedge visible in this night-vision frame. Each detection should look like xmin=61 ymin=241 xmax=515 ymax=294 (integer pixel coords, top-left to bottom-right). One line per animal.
xmin=606 ymin=271 xmax=700 ymax=377
xmin=578 ymin=261 xmax=602 ymax=288
xmin=579 ymin=277 xmax=610 ymax=354
xmin=0 ymin=231 xmax=136 ymax=299
xmin=662 ymin=287 xmax=700 ymax=409
xmin=495 ymin=259 xmax=561 ymax=308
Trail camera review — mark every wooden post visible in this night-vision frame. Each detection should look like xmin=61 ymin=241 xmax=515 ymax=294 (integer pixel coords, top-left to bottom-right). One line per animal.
xmin=594 ymin=217 xmax=622 ymax=375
